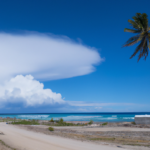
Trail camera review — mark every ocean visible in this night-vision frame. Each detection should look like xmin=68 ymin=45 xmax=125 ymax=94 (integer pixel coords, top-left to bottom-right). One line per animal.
xmin=0 ymin=112 xmax=150 ymax=122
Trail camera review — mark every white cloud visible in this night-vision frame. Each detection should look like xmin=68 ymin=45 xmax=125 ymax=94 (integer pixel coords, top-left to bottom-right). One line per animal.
xmin=95 ymin=107 xmax=102 ymax=109
xmin=0 ymin=74 xmax=141 ymax=112
xmin=67 ymin=101 xmax=135 ymax=107
xmin=0 ymin=32 xmax=102 ymax=81
xmin=0 ymin=75 xmax=65 ymax=107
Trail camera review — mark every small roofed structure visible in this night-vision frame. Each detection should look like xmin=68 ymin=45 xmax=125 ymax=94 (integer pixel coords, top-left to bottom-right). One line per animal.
xmin=135 ymin=115 xmax=150 ymax=125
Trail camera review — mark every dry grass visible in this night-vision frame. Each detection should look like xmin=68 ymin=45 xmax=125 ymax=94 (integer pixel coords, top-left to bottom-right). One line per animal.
xmin=51 ymin=130 xmax=150 ymax=147
xmin=89 ymin=136 xmax=150 ymax=147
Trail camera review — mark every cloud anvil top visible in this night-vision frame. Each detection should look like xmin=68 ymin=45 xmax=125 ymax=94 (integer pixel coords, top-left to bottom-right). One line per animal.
xmin=0 ymin=33 xmax=102 ymax=81
xmin=0 ymin=32 xmax=102 ymax=111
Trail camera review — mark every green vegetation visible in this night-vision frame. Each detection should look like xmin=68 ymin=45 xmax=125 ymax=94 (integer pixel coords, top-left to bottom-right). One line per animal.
xmin=12 ymin=119 xmax=39 ymax=125
xmin=102 ymin=122 xmax=108 ymax=126
xmin=88 ymin=120 xmax=93 ymax=125
xmin=59 ymin=118 xmax=64 ymax=123
xmin=131 ymin=121 xmax=136 ymax=125
xmin=123 ymin=13 xmax=150 ymax=61
xmin=8 ymin=118 xmax=85 ymax=126
xmin=50 ymin=118 xmax=84 ymax=126
xmin=55 ymin=118 xmax=75 ymax=126
xmin=49 ymin=127 xmax=54 ymax=131
xmin=49 ymin=118 xmax=54 ymax=122
xmin=9 ymin=117 xmax=86 ymax=126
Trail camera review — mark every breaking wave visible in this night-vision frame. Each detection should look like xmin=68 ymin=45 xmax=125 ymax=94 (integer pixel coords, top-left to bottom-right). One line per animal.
xmin=60 ymin=115 xmax=101 ymax=121
xmin=18 ymin=115 xmax=50 ymax=119
xmin=0 ymin=113 xmax=137 ymax=122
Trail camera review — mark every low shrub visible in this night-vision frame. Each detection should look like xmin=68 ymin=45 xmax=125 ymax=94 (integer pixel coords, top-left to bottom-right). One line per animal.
xmin=102 ymin=122 xmax=108 ymax=126
xmin=49 ymin=118 xmax=54 ymax=122
xmin=59 ymin=118 xmax=64 ymax=123
xmin=131 ymin=121 xmax=136 ymax=125
xmin=88 ymin=120 xmax=93 ymax=125
xmin=49 ymin=127 xmax=54 ymax=131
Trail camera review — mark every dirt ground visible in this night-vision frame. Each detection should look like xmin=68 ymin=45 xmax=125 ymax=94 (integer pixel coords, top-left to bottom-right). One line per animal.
xmin=0 ymin=140 xmax=15 ymax=150
xmin=18 ymin=125 xmax=150 ymax=149
xmin=0 ymin=122 xmax=131 ymax=150
xmin=1 ymin=122 xmax=150 ymax=150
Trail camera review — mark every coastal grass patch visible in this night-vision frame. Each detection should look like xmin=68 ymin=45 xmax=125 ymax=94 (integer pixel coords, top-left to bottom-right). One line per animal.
xmin=88 ymin=120 xmax=93 ymax=125
xmin=89 ymin=136 xmax=150 ymax=147
xmin=49 ymin=118 xmax=54 ymax=122
xmin=49 ymin=127 xmax=54 ymax=131
xmin=11 ymin=119 xmax=39 ymax=125
xmin=50 ymin=118 xmax=85 ymax=126
xmin=131 ymin=122 xmax=136 ymax=125
xmin=102 ymin=122 xmax=108 ymax=126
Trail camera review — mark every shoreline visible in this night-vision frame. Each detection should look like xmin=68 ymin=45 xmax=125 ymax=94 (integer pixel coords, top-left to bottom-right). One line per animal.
xmin=0 ymin=118 xmax=135 ymax=123
xmin=0 ymin=112 xmax=145 ymax=122
xmin=0 ymin=117 xmax=135 ymax=123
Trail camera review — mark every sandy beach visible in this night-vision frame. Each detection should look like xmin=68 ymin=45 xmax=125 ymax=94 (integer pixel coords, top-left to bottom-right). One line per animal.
xmin=0 ymin=122 xmax=135 ymax=150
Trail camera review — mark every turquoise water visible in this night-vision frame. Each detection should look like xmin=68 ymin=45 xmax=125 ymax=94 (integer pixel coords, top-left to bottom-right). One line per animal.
xmin=0 ymin=112 xmax=150 ymax=122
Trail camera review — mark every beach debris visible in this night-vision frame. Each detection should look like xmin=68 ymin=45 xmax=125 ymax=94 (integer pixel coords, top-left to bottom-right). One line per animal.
xmin=117 ymin=146 xmax=123 ymax=148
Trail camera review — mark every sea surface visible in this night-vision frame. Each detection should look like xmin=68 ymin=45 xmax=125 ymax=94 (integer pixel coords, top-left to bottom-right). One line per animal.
xmin=0 ymin=112 xmax=150 ymax=122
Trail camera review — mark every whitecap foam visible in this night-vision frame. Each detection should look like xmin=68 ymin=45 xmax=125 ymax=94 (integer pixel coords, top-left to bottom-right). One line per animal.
xmin=97 ymin=117 xmax=117 ymax=120
xmin=18 ymin=115 xmax=49 ymax=119
xmin=59 ymin=115 xmax=101 ymax=121
xmin=112 ymin=115 xmax=117 ymax=117
xmin=122 ymin=117 xmax=134 ymax=119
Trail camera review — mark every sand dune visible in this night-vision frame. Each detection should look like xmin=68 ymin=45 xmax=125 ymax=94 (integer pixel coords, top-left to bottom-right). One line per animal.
xmin=0 ymin=122 xmax=132 ymax=150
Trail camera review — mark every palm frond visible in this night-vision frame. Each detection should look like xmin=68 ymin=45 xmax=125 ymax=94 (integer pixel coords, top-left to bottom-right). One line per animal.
xmin=148 ymin=42 xmax=150 ymax=50
xmin=123 ymin=35 xmax=141 ymax=47
xmin=130 ymin=37 xmax=146 ymax=59
xmin=132 ymin=17 xmax=143 ymax=29
xmin=124 ymin=28 xmax=141 ymax=33
xmin=128 ymin=19 xmax=140 ymax=29
xmin=142 ymin=13 xmax=148 ymax=30
xmin=148 ymin=34 xmax=150 ymax=49
xmin=124 ymin=13 xmax=150 ymax=61
xmin=138 ymin=40 xmax=148 ymax=61
xmin=133 ymin=13 xmax=148 ymax=31
xmin=143 ymin=41 xmax=148 ymax=59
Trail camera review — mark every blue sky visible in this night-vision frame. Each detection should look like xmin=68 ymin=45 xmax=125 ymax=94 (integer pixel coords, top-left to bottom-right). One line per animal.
xmin=0 ymin=0 xmax=150 ymax=113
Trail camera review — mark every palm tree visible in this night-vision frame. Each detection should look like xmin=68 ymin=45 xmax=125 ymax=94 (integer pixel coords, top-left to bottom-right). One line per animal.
xmin=123 ymin=13 xmax=150 ymax=61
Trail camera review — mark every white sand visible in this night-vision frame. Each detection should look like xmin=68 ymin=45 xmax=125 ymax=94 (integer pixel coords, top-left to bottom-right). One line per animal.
xmin=0 ymin=122 xmax=131 ymax=150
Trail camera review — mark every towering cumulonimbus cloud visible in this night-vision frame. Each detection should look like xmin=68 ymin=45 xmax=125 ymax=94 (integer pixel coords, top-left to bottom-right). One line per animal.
xmin=0 ymin=32 xmax=103 ymax=111
xmin=0 ymin=75 xmax=65 ymax=107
